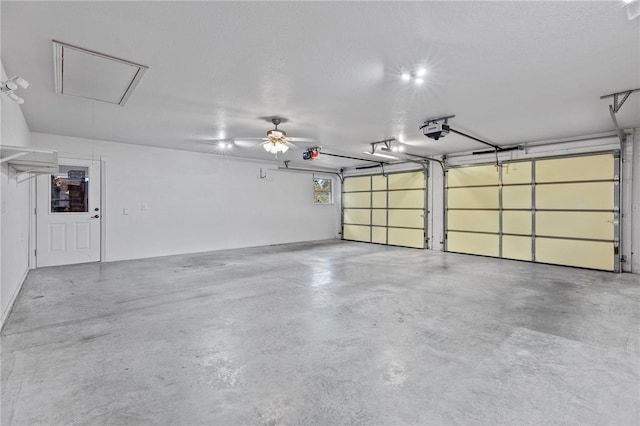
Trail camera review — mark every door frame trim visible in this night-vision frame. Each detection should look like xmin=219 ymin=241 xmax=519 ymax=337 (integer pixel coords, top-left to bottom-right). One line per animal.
xmin=32 ymin=154 xmax=105 ymax=267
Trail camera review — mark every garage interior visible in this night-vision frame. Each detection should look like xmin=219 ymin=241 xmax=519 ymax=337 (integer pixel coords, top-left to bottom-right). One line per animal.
xmin=1 ymin=1 xmax=639 ymax=425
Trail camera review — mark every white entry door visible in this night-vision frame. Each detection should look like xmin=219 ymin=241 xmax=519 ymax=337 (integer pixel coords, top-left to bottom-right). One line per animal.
xmin=36 ymin=158 xmax=101 ymax=267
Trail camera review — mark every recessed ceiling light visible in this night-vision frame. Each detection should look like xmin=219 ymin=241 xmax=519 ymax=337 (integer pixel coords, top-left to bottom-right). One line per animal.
xmin=400 ymin=66 xmax=428 ymax=84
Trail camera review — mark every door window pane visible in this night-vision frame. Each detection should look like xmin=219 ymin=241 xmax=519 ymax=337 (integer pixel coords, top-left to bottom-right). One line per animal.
xmin=51 ymin=166 xmax=89 ymax=213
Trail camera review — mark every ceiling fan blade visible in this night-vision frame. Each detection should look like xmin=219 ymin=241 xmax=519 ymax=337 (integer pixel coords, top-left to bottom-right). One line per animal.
xmin=233 ymin=139 xmax=262 ymax=148
xmin=289 ymin=137 xmax=316 ymax=143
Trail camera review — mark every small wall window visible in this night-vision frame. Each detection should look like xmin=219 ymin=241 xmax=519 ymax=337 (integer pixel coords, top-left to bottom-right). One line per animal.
xmin=313 ymin=178 xmax=332 ymax=204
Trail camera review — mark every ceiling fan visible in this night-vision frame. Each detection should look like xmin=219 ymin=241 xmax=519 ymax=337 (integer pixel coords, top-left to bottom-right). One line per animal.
xmin=259 ymin=117 xmax=319 ymax=154
xmin=262 ymin=117 xmax=293 ymax=154
xmin=208 ymin=117 xmax=316 ymax=155
xmin=235 ymin=117 xmax=315 ymax=154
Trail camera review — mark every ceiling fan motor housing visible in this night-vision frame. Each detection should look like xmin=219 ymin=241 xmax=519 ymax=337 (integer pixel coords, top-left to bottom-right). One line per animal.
xmin=267 ymin=129 xmax=286 ymax=138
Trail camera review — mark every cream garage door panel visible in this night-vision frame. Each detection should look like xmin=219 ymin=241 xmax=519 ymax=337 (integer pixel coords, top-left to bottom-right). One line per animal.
xmin=388 ymin=190 xmax=424 ymax=209
xmin=388 ymin=209 xmax=424 ymax=229
xmin=502 ymin=162 xmax=532 ymax=185
xmin=343 ymin=225 xmax=371 ymax=242
xmin=388 ymin=228 xmax=424 ymax=248
xmin=447 ymin=232 xmax=499 ymax=257
xmin=448 ymin=165 xmax=499 ymax=187
xmin=536 ymin=182 xmax=613 ymax=210
xmin=536 ymin=238 xmax=614 ymax=271
xmin=447 ymin=210 xmax=498 ymax=233
xmin=343 ymin=209 xmax=370 ymax=225
xmin=371 ymin=192 xmax=387 ymax=208
xmin=342 ymin=172 xmax=427 ymax=250
xmin=503 ymin=235 xmax=532 ymax=261
xmin=502 ymin=185 xmax=532 ymax=209
xmin=503 ymin=211 xmax=532 ymax=235
xmin=372 ymin=175 xmax=387 ymax=191
xmin=371 ymin=209 xmax=386 ymax=226
xmin=448 ymin=187 xmax=498 ymax=209
xmin=344 ymin=176 xmax=371 ymax=192
xmin=343 ymin=192 xmax=371 ymax=208
xmin=536 ymin=211 xmax=614 ymax=240
xmin=372 ymin=226 xmax=387 ymax=244
xmin=388 ymin=171 xmax=425 ymax=189
xmin=536 ymin=154 xmax=614 ymax=183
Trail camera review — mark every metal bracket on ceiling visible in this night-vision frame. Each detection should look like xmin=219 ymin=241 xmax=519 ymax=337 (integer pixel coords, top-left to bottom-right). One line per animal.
xmin=370 ymin=138 xmax=396 ymax=151
xmin=422 ymin=115 xmax=456 ymax=125
xmin=600 ymin=88 xmax=638 ymax=144
xmin=600 ymin=88 xmax=640 ymax=114
xmin=608 ymin=105 xmax=626 ymax=144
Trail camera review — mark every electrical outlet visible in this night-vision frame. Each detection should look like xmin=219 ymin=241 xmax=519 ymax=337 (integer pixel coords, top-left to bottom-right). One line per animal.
xmin=141 ymin=203 xmax=148 ymax=211
xmin=123 ymin=208 xmax=129 ymax=215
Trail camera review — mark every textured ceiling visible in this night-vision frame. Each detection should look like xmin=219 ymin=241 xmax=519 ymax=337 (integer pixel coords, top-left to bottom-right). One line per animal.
xmin=2 ymin=1 xmax=639 ymax=168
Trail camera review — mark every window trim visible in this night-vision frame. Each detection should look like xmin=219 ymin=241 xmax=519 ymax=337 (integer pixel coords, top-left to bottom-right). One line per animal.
xmin=313 ymin=177 xmax=333 ymax=205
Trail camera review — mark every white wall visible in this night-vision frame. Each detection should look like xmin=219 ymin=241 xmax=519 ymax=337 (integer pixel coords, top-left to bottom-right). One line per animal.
xmin=31 ymin=133 xmax=340 ymax=262
xmin=1 ymin=61 xmax=32 ymax=326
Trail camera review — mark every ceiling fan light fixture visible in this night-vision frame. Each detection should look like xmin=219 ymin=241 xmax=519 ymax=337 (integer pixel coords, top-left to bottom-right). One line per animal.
xmin=8 ymin=92 xmax=24 ymax=104
xmin=1 ymin=75 xmax=29 ymax=104
xmin=264 ymin=141 xmax=289 ymax=154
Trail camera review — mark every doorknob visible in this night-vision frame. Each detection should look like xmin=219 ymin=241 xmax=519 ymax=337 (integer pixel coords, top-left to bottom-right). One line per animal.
xmin=91 ymin=215 xmax=100 ymax=219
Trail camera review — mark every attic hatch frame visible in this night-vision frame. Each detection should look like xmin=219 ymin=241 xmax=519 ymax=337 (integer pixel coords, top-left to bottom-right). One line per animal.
xmin=53 ymin=40 xmax=148 ymax=106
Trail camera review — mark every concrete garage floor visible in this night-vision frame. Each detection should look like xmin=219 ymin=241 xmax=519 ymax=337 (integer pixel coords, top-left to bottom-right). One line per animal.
xmin=1 ymin=240 xmax=639 ymax=425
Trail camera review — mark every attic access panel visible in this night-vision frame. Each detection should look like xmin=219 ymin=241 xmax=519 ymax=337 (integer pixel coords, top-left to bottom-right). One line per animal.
xmin=53 ymin=40 xmax=148 ymax=106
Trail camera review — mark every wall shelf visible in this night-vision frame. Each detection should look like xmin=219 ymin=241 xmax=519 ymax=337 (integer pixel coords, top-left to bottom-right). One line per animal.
xmin=1 ymin=145 xmax=59 ymax=174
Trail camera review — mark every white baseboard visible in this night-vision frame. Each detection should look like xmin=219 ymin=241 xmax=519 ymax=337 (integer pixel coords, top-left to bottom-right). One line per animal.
xmin=1 ymin=268 xmax=30 ymax=331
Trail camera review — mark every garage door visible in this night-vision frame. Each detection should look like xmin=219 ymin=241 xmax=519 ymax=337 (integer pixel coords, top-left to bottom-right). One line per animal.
xmin=343 ymin=170 xmax=426 ymax=249
xmin=445 ymin=153 xmax=620 ymax=271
